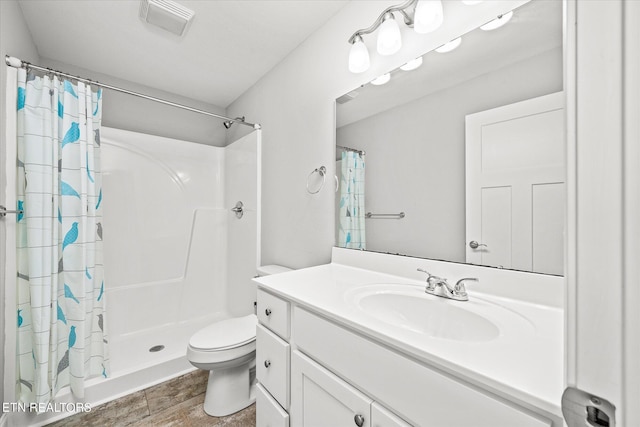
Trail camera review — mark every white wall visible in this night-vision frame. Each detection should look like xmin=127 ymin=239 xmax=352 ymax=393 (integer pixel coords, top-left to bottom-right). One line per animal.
xmin=0 ymin=0 xmax=39 ymax=407
xmin=337 ymin=48 xmax=562 ymax=262
xmin=225 ymin=131 xmax=260 ymax=316
xmin=38 ymin=58 xmax=228 ymax=147
xmin=227 ymin=0 xmax=528 ymax=269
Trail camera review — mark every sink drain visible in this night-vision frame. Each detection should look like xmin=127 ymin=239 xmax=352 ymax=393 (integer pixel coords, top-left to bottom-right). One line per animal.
xmin=149 ymin=345 xmax=165 ymax=353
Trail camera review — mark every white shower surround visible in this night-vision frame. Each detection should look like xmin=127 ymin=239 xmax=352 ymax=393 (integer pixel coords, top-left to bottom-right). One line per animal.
xmin=6 ymin=126 xmax=261 ymax=426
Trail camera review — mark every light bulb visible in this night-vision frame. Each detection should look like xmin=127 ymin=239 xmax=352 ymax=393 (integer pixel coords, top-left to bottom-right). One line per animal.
xmin=400 ymin=57 xmax=423 ymax=71
xmin=348 ymin=35 xmax=370 ymax=73
xmin=414 ymin=0 xmax=444 ymax=34
xmin=435 ymin=37 xmax=461 ymax=53
xmin=371 ymin=73 xmax=391 ymax=86
xmin=377 ymin=13 xmax=402 ymax=56
xmin=480 ymin=11 xmax=513 ymax=31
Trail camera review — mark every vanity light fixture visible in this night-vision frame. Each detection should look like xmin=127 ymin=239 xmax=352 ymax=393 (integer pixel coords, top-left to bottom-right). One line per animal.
xmin=400 ymin=57 xmax=423 ymax=71
xmin=414 ymin=0 xmax=444 ymax=34
xmin=377 ymin=13 xmax=403 ymax=55
xmin=348 ymin=35 xmax=371 ymax=73
xmin=480 ymin=11 xmax=514 ymax=31
xmin=435 ymin=37 xmax=462 ymax=53
xmin=347 ymin=0 xmax=444 ymax=73
xmin=371 ymin=73 xmax=391 ymax=86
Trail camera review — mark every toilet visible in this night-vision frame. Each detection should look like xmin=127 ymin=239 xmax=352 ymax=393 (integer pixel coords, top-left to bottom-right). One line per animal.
xmin=186 ymin=264 xmax=292 ymax=416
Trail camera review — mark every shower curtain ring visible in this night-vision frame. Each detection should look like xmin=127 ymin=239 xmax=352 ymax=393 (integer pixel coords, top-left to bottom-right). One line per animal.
xmin=306 ymin=166 xmax=326 ymax=194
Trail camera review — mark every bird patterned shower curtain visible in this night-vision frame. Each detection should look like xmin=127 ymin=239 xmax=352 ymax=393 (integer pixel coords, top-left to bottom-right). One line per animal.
xmin=15 ymin=68 xmax=109 ymax=408
xmin=338 ymin=151 xmax=366 ymax=249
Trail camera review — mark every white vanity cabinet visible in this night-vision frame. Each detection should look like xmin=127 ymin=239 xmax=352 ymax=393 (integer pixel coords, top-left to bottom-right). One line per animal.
xmin=256 ymin=290 xmax=291 ymax=427
xmin=256 ymin=288 xmax=558 ymax=427
xmin=256 ymin=288 xmax=416 ymax=427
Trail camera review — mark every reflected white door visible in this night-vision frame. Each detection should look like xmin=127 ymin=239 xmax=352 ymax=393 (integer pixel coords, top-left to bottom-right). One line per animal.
xmin=465 ymin=92 xmax=565 ymax=274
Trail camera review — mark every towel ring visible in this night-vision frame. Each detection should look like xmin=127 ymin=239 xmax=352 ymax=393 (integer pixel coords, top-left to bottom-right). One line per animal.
xmin=306 ymin=166 xmax=327 ymax=194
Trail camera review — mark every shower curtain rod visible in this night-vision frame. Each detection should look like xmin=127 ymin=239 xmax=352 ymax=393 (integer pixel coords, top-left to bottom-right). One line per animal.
xmin=5 ymin=55 xmax=261 ymax=130
xmin=337 ymin=145 xmax=365 ymax=155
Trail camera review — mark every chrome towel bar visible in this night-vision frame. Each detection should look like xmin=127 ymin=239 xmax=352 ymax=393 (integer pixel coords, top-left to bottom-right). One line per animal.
xmin=365 ymin=212 xmax=405 ymax=219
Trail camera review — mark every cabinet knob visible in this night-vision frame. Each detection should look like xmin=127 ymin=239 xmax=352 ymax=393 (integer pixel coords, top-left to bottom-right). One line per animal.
xmin=264 ymin=360 xmax=271 ymax=368
xmin=354 ymin=414 xmax=365 ymax=427
xmin=469 ymin=240 xmax=488 ymax=249
xmin=265 ymin=308 xmax=272 ymax=316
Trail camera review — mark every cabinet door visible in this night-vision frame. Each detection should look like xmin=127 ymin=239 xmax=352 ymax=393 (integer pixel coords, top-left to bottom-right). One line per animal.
xmin=291 ymin=351 xmax=372 ymax=427
xmin=372 ymin=403 xmax=411 ymax=427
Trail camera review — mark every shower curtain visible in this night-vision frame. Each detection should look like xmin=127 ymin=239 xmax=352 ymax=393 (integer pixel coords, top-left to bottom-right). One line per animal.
xmin=15 ymin=68 xmax=109 ymax=407
xmin=338 ymin=151 xmax=366 ymax=249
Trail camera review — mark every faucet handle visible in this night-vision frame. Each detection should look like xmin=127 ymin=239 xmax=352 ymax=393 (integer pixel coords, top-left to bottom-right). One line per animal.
xmin=417 ymin=268 xmax=431 ymax=276
xmin=454 ymin=277 xmax=478 ymax=294
xmin=418 ymin=268 xmax=437 ymax=290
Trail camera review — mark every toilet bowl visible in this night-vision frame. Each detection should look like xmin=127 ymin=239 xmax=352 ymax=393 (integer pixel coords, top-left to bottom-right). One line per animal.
xmin=186 ymin=264 xmax=292 ymax=416
xmin=187 ymin=314 xmax=257 ymax=416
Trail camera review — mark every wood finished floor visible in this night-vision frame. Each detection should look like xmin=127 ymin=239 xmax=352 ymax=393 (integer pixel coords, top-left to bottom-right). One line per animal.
xmin=46 ymin=370 xmax=256 ymax=427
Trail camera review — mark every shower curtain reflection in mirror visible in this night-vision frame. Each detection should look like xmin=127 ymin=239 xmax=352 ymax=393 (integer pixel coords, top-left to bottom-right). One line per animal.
xmin=15 ymin=68 xmax=109 ymax=408
xmin=338 ymin=151 xmax=366 ymax=249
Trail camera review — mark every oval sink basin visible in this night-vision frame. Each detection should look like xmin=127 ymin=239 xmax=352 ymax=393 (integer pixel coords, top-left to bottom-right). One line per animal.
xmin=347 ymin=284 xmax=531 ymax=343
xmin=358 ymin=291 xmax=499 ymax=342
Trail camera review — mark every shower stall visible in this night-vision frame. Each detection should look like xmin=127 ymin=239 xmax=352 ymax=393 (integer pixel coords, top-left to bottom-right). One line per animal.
xmin=3 ymin=120 xmax=261 ymax=424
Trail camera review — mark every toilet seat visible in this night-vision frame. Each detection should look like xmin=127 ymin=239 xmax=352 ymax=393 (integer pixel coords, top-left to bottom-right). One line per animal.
xmin=189 ymin=314 xmax=257 ymax=351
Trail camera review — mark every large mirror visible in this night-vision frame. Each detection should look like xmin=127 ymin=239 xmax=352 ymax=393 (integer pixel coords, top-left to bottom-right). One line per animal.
xmin=335 ymin=0 xmax=564 ymax=275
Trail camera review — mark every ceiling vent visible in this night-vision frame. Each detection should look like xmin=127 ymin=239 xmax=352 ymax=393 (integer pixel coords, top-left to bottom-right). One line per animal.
xmin=139 ymin=0 xmax=195 ymax=37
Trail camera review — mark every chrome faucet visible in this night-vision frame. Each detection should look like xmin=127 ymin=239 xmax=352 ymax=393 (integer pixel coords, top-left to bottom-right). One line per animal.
xmin=417 ymin=268 xmax=478 ymax=302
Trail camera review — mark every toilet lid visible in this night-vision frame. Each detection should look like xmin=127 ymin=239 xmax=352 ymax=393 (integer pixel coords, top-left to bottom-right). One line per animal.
xmin=189 ymin=314 xmax=257 ymax=350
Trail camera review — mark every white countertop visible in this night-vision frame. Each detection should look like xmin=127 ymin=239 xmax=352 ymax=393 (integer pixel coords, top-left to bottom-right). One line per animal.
xmin=255 ymin=261 xmax=564 ymax=418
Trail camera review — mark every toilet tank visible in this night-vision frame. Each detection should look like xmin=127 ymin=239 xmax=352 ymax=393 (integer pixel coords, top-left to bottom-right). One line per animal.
xmin=256 ymin=265 xmax=292 ymax=277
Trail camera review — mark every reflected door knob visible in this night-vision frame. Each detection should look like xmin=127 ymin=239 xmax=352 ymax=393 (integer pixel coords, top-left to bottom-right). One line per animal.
xmin=231 ymin=201 xmax=244 ymax=219
xmin=354 ymin=414 xmax=365 ymax=427
xmin=469 ymin=240 xmax=487 ymax=249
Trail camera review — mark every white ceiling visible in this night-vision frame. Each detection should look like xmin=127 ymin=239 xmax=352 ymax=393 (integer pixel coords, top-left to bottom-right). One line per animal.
xmin=18 ymin=0 xmax=348 ymax=108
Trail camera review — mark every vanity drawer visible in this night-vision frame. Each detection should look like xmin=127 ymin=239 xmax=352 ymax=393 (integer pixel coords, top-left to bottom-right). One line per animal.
xmin=256 ymin=383 xmax=289 ymax=427
xmin=257 ymin=289 xmax=290 ymax=339
xmin=372 ymin=403 xmax=412 ymax=427
xmin=257 ymin=324 xmax=290 ymax=409
xmin=293 ymin=307 xmax=552 ymax=427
